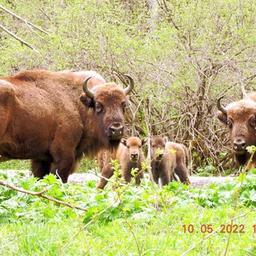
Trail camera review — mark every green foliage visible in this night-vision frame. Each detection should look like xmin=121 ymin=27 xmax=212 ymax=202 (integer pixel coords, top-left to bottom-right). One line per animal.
xmin=0 ymin=158 xmax=97 ymax=173
xmin=0 ymin=1 xmax=256 ymax=254
xmin=0 ymin=169 xmax=256 ymax=255
xmin=0 ymin=160 xmax=30 ymax=170
xmin=246 ymin=145 xmax=256 ymax=155
xmin=196 ymin=164 xmax=218 ymax=177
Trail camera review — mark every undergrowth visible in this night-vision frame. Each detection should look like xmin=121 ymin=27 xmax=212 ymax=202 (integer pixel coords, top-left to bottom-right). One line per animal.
xmin=0 ymin=169 xmax=256 ymax=255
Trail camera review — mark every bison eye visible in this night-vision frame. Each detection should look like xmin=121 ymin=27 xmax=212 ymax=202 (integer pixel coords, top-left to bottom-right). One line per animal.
xmin=95 ymin=102 xmax=103 ymax=113
xmin=121 ymin=101 xmax=127 ymax=112
xmin=249 ymin=116 xmax=256 ymax=127
xmin=226 ymin=119 xmax=233 ymax=129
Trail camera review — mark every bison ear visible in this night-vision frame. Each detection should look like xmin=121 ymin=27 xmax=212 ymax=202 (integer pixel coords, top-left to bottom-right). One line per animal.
xmin=121 ymin=138 xmax=127 ymax=146
xmin=141 ymin=138 xmax=147 ymax=146
xmin=163 ymin=136 xmax=169 ymax=143
xmin=80 ymin=93 xmax=94 ymax=108
xmin=217 ymin=111 xmax=227 ymax=124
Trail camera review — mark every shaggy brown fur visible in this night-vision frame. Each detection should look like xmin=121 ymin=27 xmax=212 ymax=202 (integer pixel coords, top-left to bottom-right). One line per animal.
xmin=217 ymin=92 xmax=256 ymax=168
xmin=97 ymin=136 xmax=145 ymax=189
xmin=0 ymin=69 xmax=132 ymax=182
xmin=150 ymin=136 xmax=190 ymax=186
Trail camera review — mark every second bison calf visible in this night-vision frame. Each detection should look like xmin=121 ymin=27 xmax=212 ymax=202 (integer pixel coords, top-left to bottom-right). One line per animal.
xmin=97 ymin=136 xmax=145 ymax=189
xmin=150 ymin=136 xmax=190 ymax=186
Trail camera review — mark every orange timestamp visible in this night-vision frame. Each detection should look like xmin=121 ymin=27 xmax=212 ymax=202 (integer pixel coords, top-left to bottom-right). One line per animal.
xmin=182 ymin=224 xmax=256 ymax=234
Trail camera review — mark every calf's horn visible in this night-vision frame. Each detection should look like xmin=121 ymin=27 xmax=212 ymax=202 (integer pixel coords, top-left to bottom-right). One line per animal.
xmin=217 ymin=96 xmax=227 ymax=114
xmin=83 ymin=77 xmax=94 ymax=99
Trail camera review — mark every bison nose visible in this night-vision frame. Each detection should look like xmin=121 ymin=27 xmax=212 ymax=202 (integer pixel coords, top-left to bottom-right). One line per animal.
xmin=233 ymin=139 xmax=246 ymax=152
xmin=131 ymin=153 xmax=138 ymax=160
xmin=109 ymin=123 xmax=124 ymax=140
xmin=156 ymin=153 xmax=164 ymax=160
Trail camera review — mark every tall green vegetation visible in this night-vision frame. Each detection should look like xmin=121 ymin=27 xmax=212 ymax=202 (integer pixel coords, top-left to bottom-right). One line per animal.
xmin=1 ymin=169 xmax=256 ymax=255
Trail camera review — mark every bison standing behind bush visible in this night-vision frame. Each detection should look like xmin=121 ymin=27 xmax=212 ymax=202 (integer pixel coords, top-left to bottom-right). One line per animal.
xmin=0 ymin=70 xmax=134 ymax=182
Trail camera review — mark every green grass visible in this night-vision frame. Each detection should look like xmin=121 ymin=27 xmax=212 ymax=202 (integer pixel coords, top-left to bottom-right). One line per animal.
xmin=0 ymin=207 xmax=255 ymax=256
xmin=0 ymin=160 xmax=30 ymax=170
xmin=0 ymin=169 xmax=256 ymax=255
xmin=0 ymin=159 xmax=98 ymax=173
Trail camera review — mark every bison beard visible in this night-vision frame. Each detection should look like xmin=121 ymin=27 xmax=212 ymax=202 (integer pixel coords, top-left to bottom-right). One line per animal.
xmin=0 ymin=69 xmax=134 ymax=182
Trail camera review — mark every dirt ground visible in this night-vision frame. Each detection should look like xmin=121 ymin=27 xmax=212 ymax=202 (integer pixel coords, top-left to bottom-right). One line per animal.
xmin=68 ymin=173 xmax=234 ymax=187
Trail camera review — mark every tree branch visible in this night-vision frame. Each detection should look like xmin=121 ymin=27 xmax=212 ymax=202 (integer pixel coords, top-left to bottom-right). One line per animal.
xmin=0 ymin=4 xmax=49 ymax=34
xmin=0 ymin=23 xmax=39 ymax=52
xmin=0 ymin=179 xmax=87 ymax=212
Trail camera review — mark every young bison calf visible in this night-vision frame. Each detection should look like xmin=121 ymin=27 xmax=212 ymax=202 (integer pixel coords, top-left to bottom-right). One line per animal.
xmin=97 ymin=136 xmax=145 ymax=189
xmin=150 ymin=136 xmax=190 ymax=186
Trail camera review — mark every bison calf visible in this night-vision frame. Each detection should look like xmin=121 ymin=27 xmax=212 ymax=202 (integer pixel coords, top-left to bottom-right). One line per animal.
xmin=97 ymin=136 xmax=145 ymax=189
xmin=150 ymin=136 xmax=190 ymax=186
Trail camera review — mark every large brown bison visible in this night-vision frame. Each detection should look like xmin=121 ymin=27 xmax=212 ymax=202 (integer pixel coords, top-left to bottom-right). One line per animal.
xmin=150 ymin=136 xmax=190 ymax=186
xmin=97 ymin=136 xmax=145 ymax=189
xmin=217 ymin=93 xmax=256 ymax=168
xmin=0 ymin=69 xmax=134 ymax=182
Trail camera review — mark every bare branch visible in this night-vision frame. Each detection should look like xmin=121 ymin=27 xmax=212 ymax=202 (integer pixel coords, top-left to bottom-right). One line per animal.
xmin=0 ymin=23 xmax=39 ymax=52
xmin=0 ymin=179 xmax=87 ymax=211
xmin=0 ymin=4 xmax=49 ymax=34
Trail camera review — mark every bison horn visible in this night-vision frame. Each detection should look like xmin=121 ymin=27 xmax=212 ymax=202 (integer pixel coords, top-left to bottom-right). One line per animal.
xmin=83 ymin=77 xmax=94 ymax=99
xmin=123 ymin=75 xmax=134 ymax=95
xmin=217 ymin=96 xmax=227 ymax=114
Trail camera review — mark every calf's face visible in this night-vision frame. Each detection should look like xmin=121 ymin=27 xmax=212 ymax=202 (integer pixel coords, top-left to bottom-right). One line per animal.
xmin=122 ymin=137 xmax=144 ymax=162
xmin=217 ymin=97 xmax=256 ymax=154
xmin=150 ymin=136 xmax=167 ymax=161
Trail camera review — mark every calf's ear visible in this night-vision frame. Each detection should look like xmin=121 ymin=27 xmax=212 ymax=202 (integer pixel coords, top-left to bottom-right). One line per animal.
xmin=163 ymin=136 xmax=169 ymax=143
xmin=121 ymin=138 xmax=127 ymax=146
xmin=80 ymin=93 xmax=94 ymax=108
xmin=216 ymin=111 xmax=227 ymax=124
xmin=141 ymin=138 xmax=147 ymax=145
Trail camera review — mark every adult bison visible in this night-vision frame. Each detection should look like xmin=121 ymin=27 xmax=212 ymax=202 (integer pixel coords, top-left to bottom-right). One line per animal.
xmin=217 ymin=93 xmax=256 ymax=168
xmin=0 ymin=69 xmax=134 ymax=182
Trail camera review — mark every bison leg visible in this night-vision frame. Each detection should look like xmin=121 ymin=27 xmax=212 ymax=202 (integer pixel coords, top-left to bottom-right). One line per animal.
xmin=160 ymin=171 xmax=170 ymax=186
xmin=123 ymin=171 xmax=132 ymax=183
xmin=171 ymin=172 xmax=178 ymax=181
xmin=31 ymin=159 xmax=51 ymax=179
xmin=97 ymin=164 xmax=114 ymax=189
xmin=151 ymin=170 xmax=159 ymax=185
xmin=50 ymin=156 xmax=76 ymax=183
xmin=174 ymin=165 xmax=191 ymax=184
xmin=49 ymin=144 xmax=76 ymax=183
xmin=135 ymin=171 xmax=143 ymax=185
xmin=49 ymin=127 xmax=81 ymax=183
